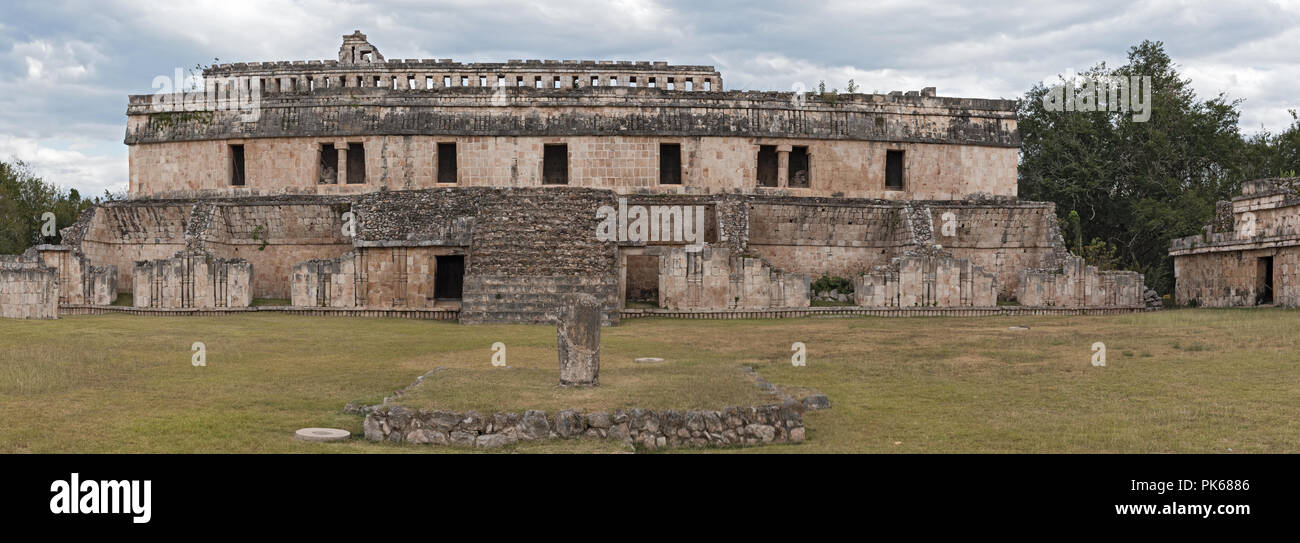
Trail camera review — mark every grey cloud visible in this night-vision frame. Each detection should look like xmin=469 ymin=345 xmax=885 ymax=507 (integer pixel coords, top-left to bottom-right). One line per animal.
xmin=0 ymin=0 xmax=1296 ymax=196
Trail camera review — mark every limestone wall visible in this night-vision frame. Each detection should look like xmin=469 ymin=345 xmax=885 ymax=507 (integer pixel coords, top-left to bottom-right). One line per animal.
xmin=0 ymin=255 xmax=58 ymax=319
xmin=133 ymin=252 xmax=252 ymax=308
xmin=1173 ymin=247 xmax=1300 ymax=307
xmin=127 ymin=135 xmax=1017 ymax=201
xmin=291 ymin=252 xmax=359 ymax=308
xmin=202 ymin=203 xmax=354 ymax=298
xmin=747 ymin=202 xmax=910 ymax=278
xmin=31 ymin=246 xmax=118 ymax=305
xmin=76 ymin=203 xmax=191 ymax=293
xmin=646 ymin=246 xmax=810 ymax=310
xmin=1168 ymin=177 xmax=1300 ymax=307
xmin=927 ymin=203 xmax=1060 ymax=296
xmin=1016 ymin=256 xmax=1144 ymax=308
xmin=854 ymin=249 xmax=997 ymax=307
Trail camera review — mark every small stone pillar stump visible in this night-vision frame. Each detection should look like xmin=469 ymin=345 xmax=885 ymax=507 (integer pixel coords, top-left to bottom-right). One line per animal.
xmin=557 ymin=294 xmax=602 ymax=386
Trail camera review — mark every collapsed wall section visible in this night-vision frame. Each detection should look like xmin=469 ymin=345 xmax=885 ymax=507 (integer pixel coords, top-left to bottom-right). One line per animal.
xmin=202 ymin=202 xmax=354 ymax=298
xmin=29 ymin=245 xmax=117 ymax=305
xmin=73 ymin=203 xmax=191 ymax=293
xmin=639 ymin=245 xmax=809 ymax=310
xmin=291 ymin=252 xmax=359 ymax=308
xmin=747 ymin=200 xmax=910 ymax=279
xmin=132 ymin=250 xmax=252 ymax=308
xmin=1016 ymin=255 xmax=1144 ymax=308
xmin=925 ymin=201 xmax=1060 ymax=297
xmin=854 ymin=247 xmax=998 ymax=307
xmin=0 ymin=255 xmax=58 ymax=319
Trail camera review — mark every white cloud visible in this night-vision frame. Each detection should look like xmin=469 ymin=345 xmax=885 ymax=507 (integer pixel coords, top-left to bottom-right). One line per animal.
xmin=0 ymin=135 xmax=127 ymax=197
xmin=0 ymin=0 xmax=1298 ymax=199
xmin=9 ymin=39 xmax=104 ymax=85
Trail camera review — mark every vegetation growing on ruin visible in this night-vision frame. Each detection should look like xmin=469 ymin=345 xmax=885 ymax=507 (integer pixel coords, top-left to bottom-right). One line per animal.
xmin=811 ymin=275 xmax=854 ymax=295
xmin=250 ymin=225 xmax=268 ymax=251
xmin=147 ymin=110 xmax=215 ymax=130
xmin=1019 ymin=40 xmax=1300 ymax=295
xmin=1 ymin=310 xmax=1297 ymax=453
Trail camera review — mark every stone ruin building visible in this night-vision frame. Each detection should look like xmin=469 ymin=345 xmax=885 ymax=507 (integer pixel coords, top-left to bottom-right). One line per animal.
xmin=0 ymin=30 xmax=1148 ymax=322
xmin=1170 ymin=177 xmax=1300 ymax=307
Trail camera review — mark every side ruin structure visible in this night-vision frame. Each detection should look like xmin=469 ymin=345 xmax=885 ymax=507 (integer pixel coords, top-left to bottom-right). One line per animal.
xmin=1171 ymin=177 xmax=1300 ymax=307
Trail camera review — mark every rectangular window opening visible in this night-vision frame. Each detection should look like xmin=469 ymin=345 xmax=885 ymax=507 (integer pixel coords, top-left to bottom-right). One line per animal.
xmin=437 ymin=142 xmax=457 ymax=184
xmin=625 ymin=255 xmax=660 ymax=307
xmin=346 ymin=143 xmax=366 ymax=184
xmin=543 ymin=144 xmax=569 ymax=185
xmin=1257 ymin=256 xmax=1274 ymax=305
xmin=789 ymin=146 xmax=810 ymax=188
xmin=318 ymin=143 xmax=338 ymax=184
xmin=434 ymin=255 xmax=465 ymax=300
xmin=659 ymin=143 xmax=682 ymax=185
xmin=885 ymin=150 xmax=905 ymax=190
xmin=229 ymin=144 xmax=246 ymax=186
xmin=756 ymin=145 xmax=778 ymax=187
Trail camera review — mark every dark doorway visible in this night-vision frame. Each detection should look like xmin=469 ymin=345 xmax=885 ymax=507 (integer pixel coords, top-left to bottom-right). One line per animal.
xmin=789 ymin=146 xmax=810 ymax=188
xmin=757 ymin=145 xmax=778 ymax=187
xmin=437 ymin=142 xmax=457 ymax=184
xmin=885 ymin=150 xmax=904 ymax=190
xmin=659 ymin=143 xmax=682 ymax=185
xmin=318 ymin=144 xmax=338 ymax=184
xmin=625 ymin=255 xmax=660 ymax=307
xmin=230 ymin=145 xmax=245 ymax=186
xmin=1257 ymin=256 xmax=1274 ymax=305
xmin=543 ymin=144 xmax=568 ymax=184
xmin=346 ymin=143 xmax=366 ymax=184
xmin=435 ymin=255 xmax=465 ymax=300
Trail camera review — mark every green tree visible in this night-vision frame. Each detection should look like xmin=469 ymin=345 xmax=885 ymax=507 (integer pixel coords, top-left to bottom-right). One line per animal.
xmin=1018 ymin=40 xmax=1283 ymax=294
xmin=0 ymin=159 xmax=101 ymax=255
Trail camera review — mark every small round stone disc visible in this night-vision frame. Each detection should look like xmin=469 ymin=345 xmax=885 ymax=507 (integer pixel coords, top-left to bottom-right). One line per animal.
xmin=295 ymin=428 xmax=351 ymax=442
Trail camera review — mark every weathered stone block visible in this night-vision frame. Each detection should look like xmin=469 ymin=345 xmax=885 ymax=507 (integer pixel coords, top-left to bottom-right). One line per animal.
xmin=557 ymin=293 xmax=601 ymax=386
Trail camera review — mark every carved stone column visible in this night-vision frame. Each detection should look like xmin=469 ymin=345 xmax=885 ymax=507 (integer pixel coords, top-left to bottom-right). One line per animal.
xmin=336 ymin=141 xmax=349 ymax=185
xmin=557 ymin=293 xmax=602 ymax=386
xmin=777 ymin=144 xmax=792 ymax=187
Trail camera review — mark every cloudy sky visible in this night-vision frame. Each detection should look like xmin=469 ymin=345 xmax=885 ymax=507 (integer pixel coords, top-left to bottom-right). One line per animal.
xmin=1 ymin=0 xmax=1297 ymax=196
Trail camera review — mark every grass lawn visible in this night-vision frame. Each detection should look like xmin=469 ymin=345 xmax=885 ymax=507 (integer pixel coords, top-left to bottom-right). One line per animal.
xmin=0 ymin=309 xmax=1297 ymax=453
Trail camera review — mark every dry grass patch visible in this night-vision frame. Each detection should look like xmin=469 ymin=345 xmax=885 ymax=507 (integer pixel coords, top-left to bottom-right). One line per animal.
xmin=0 ymin=308 xmax=1297 ymax=453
